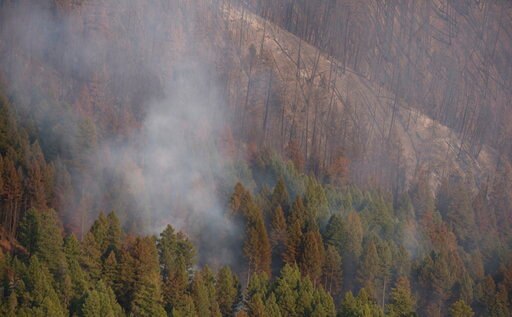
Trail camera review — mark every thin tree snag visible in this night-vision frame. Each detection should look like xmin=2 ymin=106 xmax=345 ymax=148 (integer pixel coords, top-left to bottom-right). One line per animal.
xmin=262 ymin=69 xmax=273 ymax=146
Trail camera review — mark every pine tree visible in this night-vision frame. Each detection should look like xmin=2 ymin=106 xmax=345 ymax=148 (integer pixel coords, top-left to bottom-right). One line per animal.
xmin=323 ymin=214 xmax=345 ymax=253
xmin=26 ymin=142 xmax=48 ymax=210
xmin=458 ymin=272 xmax=474 ymax=305
xmin=271 ymin=178 xmax=289 ymax=212
xmin=343 ymin=211 xmax=363 ymax=291
xmin=386 ymin=277 xmax=416 ymax=317
xmin=216 ymin=266 xmax=239 ymax=317
xmin=272 ymin=264 xmax=334 ymax=317
xmin=18 ymin=208 xmax=69 ymax=299
xmin=90 ymin=212 xmax=109 ymax=253
xmin=271 ymin=205 xmax=287 ymax=270
xmin=288 ymin=197 xmax=308 ymax=228
xmin=2 ymin=157 xmax=22 ymax=238
xmin=81 ymin=231 xmax=103 ymax=281
xmin=247 ymin=272 xmax=270 ymax=299
xmin=191 ymin=272 xmax=211 ymax=317
xmin=22 ymin=256 xmax=66 ymax=317
xmin=304 ymin=177 xmax=329 ymax=224
xmin=345 ymin=212 xmax=363 ymax=259
xmin=283 ymin=217 xmax=302 ymax=265
xmin=103 ymin=251 xmax=119 ymax=291
xmin=271 ymin=205 xmax=287 ymax=247
xmin=299 ymin=227 xmax=324 ymax=285
xmin=106 ymin=212 xmax=123 ymax=254
xmin=157 ymin=225 xmax=195 ymax=313
xmin=486 ymin=284 xmax=510 ymax=317
xmin=32 ymin=209 xmax=67 ymax=276
xmin=81 ymin=280 xmax=124 ymax=317
xmin=171 ymin=295 xmax=197 ymax=317
xmin=230 ymin=183 xmax=247 ymax=215
xmin=201 ymin=266 xmax=221 ymax=317
xmin=321 ymin=245 xmax=342 ymax=297
xmin=64 ymin=234 xmax=90 ymax=314
xmin=265 ymin=294 xmax=282 ymax=317
xmin=357 ymin=240 xmax=379 ymax=298
xmin=449 ymin=300 xmax=474 ymax=317
xmin=273 ymin=265 xmax=302 ymax=316
xmin=243 ymin=196 xmax=271 ymax=276
xmin=129 ymin=237 xmax=166 ymax=317
xmin=310 ymin=287 xmax=336 ymax=317
xmin=248 ymin=293 xmax=266 ymax=317
xmin=436 ymin=176 xmax=477 ymax=249
xmin=339 ymin=289 xmax=384 ymax=317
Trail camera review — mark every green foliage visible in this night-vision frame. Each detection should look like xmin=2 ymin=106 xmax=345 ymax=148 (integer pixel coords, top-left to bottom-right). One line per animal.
xmin=273 ymin=264 xmax=335 ymax=317
xmin=271 ymin=177 xmax=290 ymax=212
xmin=216 ymin=266 xmax=239 ymax=316
xmin=304 ymin=177 xmax=330 ymax=224
xmin=2 ymin=150 xmax=512 ymax=317
xmin=81 ymin=280 xmax=124 ymax=317
xmin=322 ymin=245 xmax=343 ymax=297
xmin=20 ymin=256 xmax=67 ymax=317
xmin=386 ymin=277 xmax=415 ymax=317
xmin=129 ymin=237 xmax=166 ymax=317
xmin=449 ymin=300 xmax=473 ymax=317
xmin=338 ymin=289 xmax=384 ymax=317
xmin=18 ymin=209 xmax=67 ymax=275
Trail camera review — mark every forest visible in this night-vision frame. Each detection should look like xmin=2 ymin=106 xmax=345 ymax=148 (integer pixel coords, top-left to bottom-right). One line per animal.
xmin=0 ymin=0 xmax=511 ymax=316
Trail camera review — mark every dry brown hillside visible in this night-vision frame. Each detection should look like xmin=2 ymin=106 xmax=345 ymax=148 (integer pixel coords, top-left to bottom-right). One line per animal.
xmin=222 ymin=3 xmax=500 ymax=194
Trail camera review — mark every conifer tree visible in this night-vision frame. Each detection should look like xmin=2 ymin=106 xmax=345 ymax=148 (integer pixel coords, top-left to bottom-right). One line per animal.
xmin=357 ymin=240 xmax=379 ymax=298
xmin=64 ymin=234 xmax=90 ymax=314
xmin=323 ymin=214 xmax=345 ymax=253
xmin=343 ymin=211 xmax=363 ymax=290
xmin=106 ymin=212 xmax=123 ymax=254
xmin=283 ymin=217 xmax=302 ymax=265
xmin=271 ymin=205 xmax=287 ymax=247
xmin=103 ymin=251 xmax=119 ymax=291
xmin=243 ymin=195 xmax=271 ymax=276
xmin=304 ymin=177 xmax=329 ymax=224
xmin=345 ymin=212 xmax=363 ymax=259
xmin=449 ymin=299 xmax=474 ymax=317
xmin=171 ymin=295 xmax=197 ymax=317
xmin=216 ymin=266 xmax=239 ymax=317
xmin=81 ymin=231 xmax=103 ymax=281
xmin=273 ymin=265 xmax=303 ymax=316
xmin=386 ymin=277 xmax=416 ymax=317
xmin=338 ymin=289 xmax=384 ymax=317
xmin=321 ymin=245 xmax=342 ymax=297
xmin=81 ymin=280 xmax=124 ymax=317
xmin=288 ymin=197 xmax=308 ymax=228
xmin=265 ymin=294 xmax=282 ymax=317
xmin=129 ymin=237 xmax=166 ymax=317
xmin=300 ymin=226 xmax=324 ymax=285
xmin=90 ymin=212 xmax=109 ymax=253
xmin=191 ymin=272 xmax=211 ymax=317
xmin=157 ymin=225 xmax=195 ymax=314
xmin=34 ymin=209 xmax=67 ymax=277
xmin=271 ymin=178 xmax=289 ymax=212
xmin=271 ymin=205 xmax=287 ymax=269
xmin=18 ymin=208 xmax=69 ymax=299
xmin=248 ymin=293 xmax=266 ymax=317
xmin=21 ymin=256 xmax=66 ymax=317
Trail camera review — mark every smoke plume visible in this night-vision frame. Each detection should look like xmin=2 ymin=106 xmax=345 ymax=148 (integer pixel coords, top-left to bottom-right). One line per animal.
xmin=0 ymin=0 xmax=240 ymax=265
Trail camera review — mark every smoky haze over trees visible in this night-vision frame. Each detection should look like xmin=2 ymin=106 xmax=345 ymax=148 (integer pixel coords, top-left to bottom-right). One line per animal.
xmin=0 ymin=0 xmax=511 ymax=316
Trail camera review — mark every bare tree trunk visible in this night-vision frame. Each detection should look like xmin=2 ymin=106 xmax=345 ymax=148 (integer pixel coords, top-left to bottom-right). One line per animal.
xmin=262 ymin=70 xmax=274 ymax=146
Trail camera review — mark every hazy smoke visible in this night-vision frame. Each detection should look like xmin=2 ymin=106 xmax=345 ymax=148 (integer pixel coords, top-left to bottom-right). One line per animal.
xmin=0 ymin=0 xmax=240 ymax=266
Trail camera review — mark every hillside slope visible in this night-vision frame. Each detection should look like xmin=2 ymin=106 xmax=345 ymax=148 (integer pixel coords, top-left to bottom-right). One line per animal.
xmin=223 ymin=3 xmax=499 ymax=192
